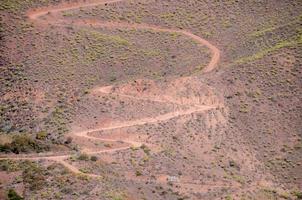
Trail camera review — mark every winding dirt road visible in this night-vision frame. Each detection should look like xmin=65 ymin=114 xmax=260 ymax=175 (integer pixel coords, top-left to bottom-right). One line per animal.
xmin=1 ymin=0 xmax=221 ymax=182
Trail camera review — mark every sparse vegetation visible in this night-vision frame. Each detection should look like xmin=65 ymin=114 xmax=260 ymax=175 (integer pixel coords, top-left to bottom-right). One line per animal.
xmin=22 ymin=161 xmax=47 ymax=191
xmin=234 ymin=35 xmax=302 ymax=65
xmin=0 ymin=134 xmax=49 ymax=153
xmin=0 ymin=0 xmax=301 ymax=199
xmin=106 ymin=191 xmax=127 ymax=200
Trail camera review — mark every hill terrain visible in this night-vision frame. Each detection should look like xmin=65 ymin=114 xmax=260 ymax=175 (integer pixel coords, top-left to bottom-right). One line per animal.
xmin=0 ymin=0 xmax=301 ymax=199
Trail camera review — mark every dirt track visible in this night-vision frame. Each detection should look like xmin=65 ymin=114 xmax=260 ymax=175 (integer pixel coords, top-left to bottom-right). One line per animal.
xmin=1 ymin=0 xmax=222 ymax=182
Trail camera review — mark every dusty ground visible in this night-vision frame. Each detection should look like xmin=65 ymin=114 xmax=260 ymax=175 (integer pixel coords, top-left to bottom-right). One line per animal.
xmin=0 ymin=0 xmax=301 ymax=199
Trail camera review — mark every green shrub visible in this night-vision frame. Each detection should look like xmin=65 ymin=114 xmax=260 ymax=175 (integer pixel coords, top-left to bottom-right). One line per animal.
xmin=7 ymin=188 xmax=23 ymax=200
xmin=90 ymin=156 xmax=98 ymax=161
xmin=106 ymin=191 xmax=126 ymax=200
xmin=225 ymin=195 xmax=232 ymax=200
xmin=0 ymin=143 xmax=10 ymax=153
xmin=10 ymin=135 xmax=37 ymax=153
xmin=135 ymin=170 xmax=142 ymax=176
xmin=78 ymin=153 xmax=89 ymax=161
xmin=292 ymin=190 xmax=302 ymax=199
xmin=0 ymin=134 xmax=49 ymax=153
xmin=35 ymin=131 xmax=48 ymax=140
xmin=140 ymin=144 xmax=150 ymax=155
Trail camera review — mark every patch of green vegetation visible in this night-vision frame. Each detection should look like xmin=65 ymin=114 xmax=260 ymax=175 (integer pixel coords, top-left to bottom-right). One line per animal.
xmin=35 ymin=131 xmax=48 ymax=140
xmin=83 ymin=29 xmax=130 ymax=46
xmin=249 ymin=15 xmax=302 ymax=38
xmin=140 ymin=144 xmax=150 ymax=155
xmin=106 ymin=191 xmax=127 ymax=200
xmin=45 ymin=105 xmax=69 ymax=135
xmin=246 ymin=88 xmax=262 ymax=99
xmin=130 ymin=146 xmax=139 ymax=151
xmin=0 ymin=160 xmax=20 ymax=172
xmin=0 ymin=0 xmax=23 ymax=12
xmin=159 ymin=8 xmax=195 ymax=29
xmin=256 ymin=188 xmax=301 ymax=200
xmin=279 ymin=191 xmax=291 ymax=199
xmin=231 ymin=174 xmax=245 ymax=184
xmin=141 ymin=49 xmax=161 ymax=57
xmin=90 ymin=155 xmax=98 ymax=161
xmin=7 ymin=188 xmax=23 ymax=200
xmin=79 ymin=168 xmax=89 ymax=173
xmin=221 ymin=19 xmax=232 ymax=29
xmin=292 ymin=190 xmax=302 ymax=199
xmin=135 ymin=170 xmax=142 ymax=176
xmin=0 ymin=159 xmax=50 ymax=189
xmin=163 ymin=147 xmax=176 ymax=157
xmin=22 ymin=161 xmax=47 ymax=191
xmin=224 ymin=172 xmax=245 ymax=184
xmin=255 ymin=188 xmax=279 ymax=200
xmin=68 ymin=29 xmax=131 ymax=64
xmin=0 ymin=0 xmax=52 ymax=12
xmin=62 ymin=11 xmax=73 ymax=17
xmin=293 ymin=142 xmax=302 ymax=150
xmin=77 ymin=153 xmax=89 ymax=161
xmin=239 ymin=103 xmax=249 ymax=113
xmin=225 ymin=195 xmax=232 ymax=200
xmin=234 ymin=34 xmax=302 ymax=65
xmin=0 ymin=134 xmax=49 ymax=153
xmin=169 ymin=32 xmax=181 ymax=39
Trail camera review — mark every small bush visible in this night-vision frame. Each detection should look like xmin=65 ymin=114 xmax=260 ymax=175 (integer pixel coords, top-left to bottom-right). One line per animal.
xmin=35 ymin=131 xmax=47 ymax=140
xmin=78 ymin=153 xmax=89 ymax=161
xmin=0 ymin=143 xmax=10 ymax=153
xmin=11 ymin=135 xmax=35 ymax=153
xmin=7 ymin=188 xmax=23 ymax=200
xmin=106 ymin=191 xmax=126 ymax=200
xmin=225 ymin=195 xmax=232 ymax=200
xmin=292 ymin=190 xmax=302 ymax=199
xmin=140 ymin=144 xmax=150 ymax=155
xmin=135 ymin=170 xmax=142 ymax=176
xmin=90 ymin=156 xmax=98 ymax=161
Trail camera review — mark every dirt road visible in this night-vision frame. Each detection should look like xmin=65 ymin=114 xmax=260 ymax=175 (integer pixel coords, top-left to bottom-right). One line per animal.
xmin=1 ymin=0 xmax=222 ymax=182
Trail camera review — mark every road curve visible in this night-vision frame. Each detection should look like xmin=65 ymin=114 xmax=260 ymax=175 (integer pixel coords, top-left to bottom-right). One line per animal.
xmin=1 ymin=0 xmax=222 ymax=182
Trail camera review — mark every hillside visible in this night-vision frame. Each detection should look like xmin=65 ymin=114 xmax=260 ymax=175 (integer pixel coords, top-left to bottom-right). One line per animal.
xmin=0 ymin=0 xmax=301 ymax=199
